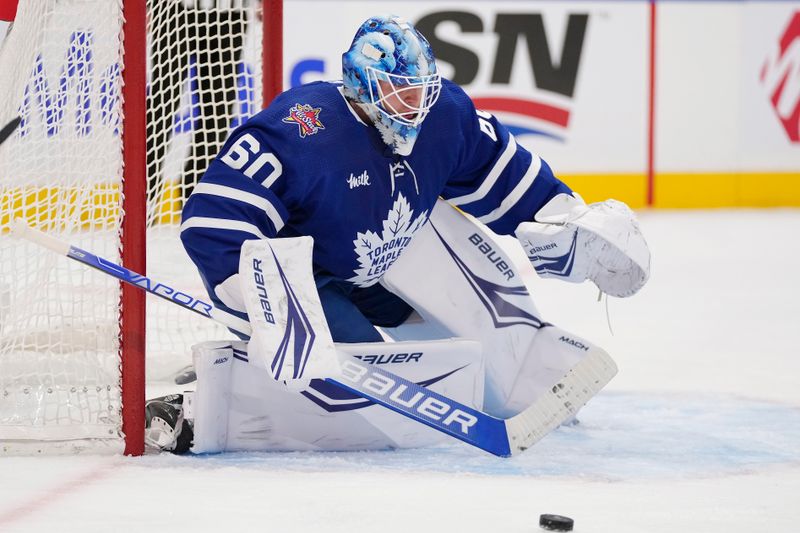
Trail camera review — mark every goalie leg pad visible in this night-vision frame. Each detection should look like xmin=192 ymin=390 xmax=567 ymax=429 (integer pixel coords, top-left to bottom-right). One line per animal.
xmin=190 ymin=338 xmax=485 ymax=453
xmin=190 ymin=341 xmax=236 ymax=454
xmin=498 ymin=324 xmax=599 ymax=417
xmin=381 ymin=199 xmax=548 ymax=415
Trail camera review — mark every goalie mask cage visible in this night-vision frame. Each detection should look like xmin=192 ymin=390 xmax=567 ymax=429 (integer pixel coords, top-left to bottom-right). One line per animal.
xmin=0 ymin=0 xmax=283 ymax=455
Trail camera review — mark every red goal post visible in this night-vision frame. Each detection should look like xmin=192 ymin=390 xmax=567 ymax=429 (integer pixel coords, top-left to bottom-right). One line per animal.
xmin=0 ymin=0 xmax=282 ymax=456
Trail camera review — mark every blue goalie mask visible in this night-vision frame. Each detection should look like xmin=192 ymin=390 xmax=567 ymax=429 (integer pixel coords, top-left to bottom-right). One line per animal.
xmin=342 ymin=15 xmax=442 ymax=156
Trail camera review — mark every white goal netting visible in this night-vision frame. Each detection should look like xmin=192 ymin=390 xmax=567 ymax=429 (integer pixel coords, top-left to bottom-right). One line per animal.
xmin=0 ymin=0 xmax=265 ymax=454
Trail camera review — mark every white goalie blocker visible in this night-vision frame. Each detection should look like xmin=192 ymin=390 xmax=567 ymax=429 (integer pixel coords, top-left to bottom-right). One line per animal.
xmin=238 ymin=237 xmax=340 ymax=381
xmin=189 ymin=199 xmax=615 ymax=452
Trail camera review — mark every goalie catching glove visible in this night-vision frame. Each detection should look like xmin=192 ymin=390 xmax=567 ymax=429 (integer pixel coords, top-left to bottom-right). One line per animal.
xmin=515 ymin=194 xmax=650 ymax=297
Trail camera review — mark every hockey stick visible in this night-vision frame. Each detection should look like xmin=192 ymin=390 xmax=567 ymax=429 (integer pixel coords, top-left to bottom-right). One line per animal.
xmin=10 ymin=220 xmax=617 ymax=457
xmin=0 ymin=117 xmax=21 ymax=146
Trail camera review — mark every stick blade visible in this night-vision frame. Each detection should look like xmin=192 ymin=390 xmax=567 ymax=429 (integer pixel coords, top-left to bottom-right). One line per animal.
xmin=504 ymin=346 xmax=618 ymax=456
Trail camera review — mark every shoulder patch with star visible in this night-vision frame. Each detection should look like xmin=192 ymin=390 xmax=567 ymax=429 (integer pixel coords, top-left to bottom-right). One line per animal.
xmin=282 ymin=103 xmax=325 ymax=138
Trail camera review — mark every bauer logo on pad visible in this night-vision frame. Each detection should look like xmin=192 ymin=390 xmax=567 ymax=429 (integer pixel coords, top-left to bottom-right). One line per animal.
xmin=282 ymin=103 xmax=325 ymax=138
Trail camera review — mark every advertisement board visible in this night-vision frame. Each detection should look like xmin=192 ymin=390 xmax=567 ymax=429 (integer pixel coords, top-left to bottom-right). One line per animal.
xmin=656 ymin=2 xmax=800 ymax=207
xmin=284 ymin=2 xmax=651 ymax=206
xmin=2 ymin=1 xmax=797 ymax=207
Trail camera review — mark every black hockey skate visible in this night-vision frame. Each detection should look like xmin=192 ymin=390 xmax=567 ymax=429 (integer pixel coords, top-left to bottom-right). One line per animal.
xmin=144 ymin=394 xmax=193 ymax=454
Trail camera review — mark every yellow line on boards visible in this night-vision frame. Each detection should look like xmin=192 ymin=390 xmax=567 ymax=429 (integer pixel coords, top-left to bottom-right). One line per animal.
xmin=653 ymin=172 xmax=800 ymax=208
xmin=0 ymin=181 xmax=183 ymax=233
xmin=562 ymin=172 xmax=800 ymax=208
xmin=562 ymin=174 xmax=648 ymax=208
xmin=0 ymin=184 xmax=122 ymax=232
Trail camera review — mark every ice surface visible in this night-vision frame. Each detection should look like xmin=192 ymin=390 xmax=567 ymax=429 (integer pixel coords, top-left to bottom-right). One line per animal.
xmin=1 ymin=210 xmax=799 ymax=532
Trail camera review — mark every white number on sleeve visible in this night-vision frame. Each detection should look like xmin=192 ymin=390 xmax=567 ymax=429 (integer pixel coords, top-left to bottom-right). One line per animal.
xmin=220 ymin=133 xmax=283 ymax=186
xmin=476 ymin=110 xmax=497 ymax=142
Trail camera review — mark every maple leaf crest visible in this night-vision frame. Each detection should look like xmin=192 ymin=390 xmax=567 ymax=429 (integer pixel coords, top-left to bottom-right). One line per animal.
xmin=348 ymin=193 xmax=429 ymax=287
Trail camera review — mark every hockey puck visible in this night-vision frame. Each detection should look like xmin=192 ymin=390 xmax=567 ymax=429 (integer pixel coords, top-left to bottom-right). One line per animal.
xmin=539 ymin=514 xmax=574 ymax=531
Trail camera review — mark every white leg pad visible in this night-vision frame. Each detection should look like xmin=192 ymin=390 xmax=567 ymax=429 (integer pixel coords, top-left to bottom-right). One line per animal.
xmin=381 ymin=199 xmax=545 ymax=415
xmin=190 ymin=341 xmax=236 ymax=454
xmin=499 ymin=325 xmax=594 ymax=417
xmin=382 ymin=199 xmax=608 ymax=417
xmin=190 ymin=338 xmax=484 ymax=453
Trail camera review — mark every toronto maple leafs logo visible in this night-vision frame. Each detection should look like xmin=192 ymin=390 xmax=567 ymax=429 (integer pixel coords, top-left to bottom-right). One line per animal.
xmin=282 ymin=103 xmax=325 ymax=138
xmin=348 ymin=193 xmax=429 ymax=287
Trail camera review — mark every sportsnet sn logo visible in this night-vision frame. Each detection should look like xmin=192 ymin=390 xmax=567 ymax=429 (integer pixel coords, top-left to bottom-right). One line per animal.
xmin=282 ymin=103 xmax=325 ymax=138
xmin=761 ymin=12 xmax=800 ymax=143
xmin=416 ymin=12 xmax=588 ymax=142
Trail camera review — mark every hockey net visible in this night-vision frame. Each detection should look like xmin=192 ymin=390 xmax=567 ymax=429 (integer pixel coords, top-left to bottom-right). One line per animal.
xmin=0 ymin=0 xmax=277 ymax=454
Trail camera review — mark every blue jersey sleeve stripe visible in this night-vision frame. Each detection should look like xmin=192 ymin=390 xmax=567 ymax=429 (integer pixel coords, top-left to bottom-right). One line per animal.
xmin=180 ymin=217 xmax=269 ymax=239
xmin=447 ymin=134 xmax=518 ymax=207
xmin=191 ymin=182 xmax=286 ymax=233
xmin=477 ymin=154 xmax=542 ymax=225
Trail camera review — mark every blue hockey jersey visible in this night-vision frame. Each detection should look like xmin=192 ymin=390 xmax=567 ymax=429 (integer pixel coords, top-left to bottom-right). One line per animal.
xmin=180 ymin=79 xmax=572 ymax=314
